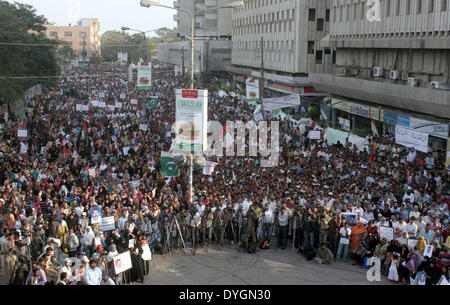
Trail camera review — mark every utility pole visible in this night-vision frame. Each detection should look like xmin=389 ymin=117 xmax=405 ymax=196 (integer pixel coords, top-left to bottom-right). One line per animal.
xmin=182 ymin=47 xmax=185 ymax=77
xmin=143 ymin=33 xmax=147 ymax=62
xmin=259 ymin=36 xmax=265 ymax=120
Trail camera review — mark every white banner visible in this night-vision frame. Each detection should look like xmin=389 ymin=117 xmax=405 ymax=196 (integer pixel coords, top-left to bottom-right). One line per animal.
xmin=101 ymin=216 xmax=115 ymax=231
xmin=76 ymin=104 xmax=83 ymax=112
xmin=380 ymin=226 xmax=394 ymax=241
xmin=113 ymin=251 xmax=132 ymax=274
xmin=130 ymin=180 xmax=140 ymax=188
xmin=115 ymin=102 xmax=122 ymax=108
xmin=141 ymin=244 xmax=152 ymax=261
xmin=117 ymin=52 xmax=128 ymax=66
xmin=17 ymin=129 xmax=28 ymax=138
xmin=139 ymin=124 xmax=148 ymax=131
xmin=137 ymin=62 xmax=152 ymax=90
xmin=175 ymin=89 xmax=208 ymax=153
xmin=309 ymin=130 xmax=321 ymax=140
xmin=262 ymin=94 xmax=301 ymax=111
xmin=395 ymin=125 xmax=429 ymax=153
xmin=203 ymin=161 xmax=218 ymax=175
xmin=246 ymin=77 xmax=259 ymax=101
xmin=82 ymin=105 xmax=89 ymax=111
xmin=98 ymin=101 xmax=106 ymax=108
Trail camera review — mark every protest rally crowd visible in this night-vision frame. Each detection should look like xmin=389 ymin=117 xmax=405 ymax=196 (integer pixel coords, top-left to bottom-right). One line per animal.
xmin=0 ymin=64 xmax=449 ymax=285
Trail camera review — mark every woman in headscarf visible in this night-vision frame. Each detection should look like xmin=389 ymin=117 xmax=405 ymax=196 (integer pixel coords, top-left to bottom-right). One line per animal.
xmin=82 ymin=226 xmax=95 ymax=258
xmin=416 ymin=236 xmax=427 ymax=254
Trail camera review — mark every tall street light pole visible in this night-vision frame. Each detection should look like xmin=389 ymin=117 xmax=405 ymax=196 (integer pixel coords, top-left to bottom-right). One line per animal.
xmin=140 ymin=0 xmax=244 ymax=204
xmin=140 ymin=0 xmax=244 ymax=90
xmin=122 ymin=27 xmax=160 ymax=62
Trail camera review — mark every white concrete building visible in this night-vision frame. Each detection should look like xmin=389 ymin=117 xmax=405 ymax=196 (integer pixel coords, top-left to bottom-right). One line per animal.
xmin=230 ymin=0 xmax=333 ymax=96
xmin=311 ymin=0 xmax=450 ymax=119
xmin=158 ymin=0 xmax=234 ymax=75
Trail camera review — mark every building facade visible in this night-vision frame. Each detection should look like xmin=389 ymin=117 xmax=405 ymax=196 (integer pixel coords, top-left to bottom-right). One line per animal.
xmin=309 ymin=0 xmax=450 ymax=148
xmin=44 ymin=18 xmax=101 ymax=59
xmin=158 ymin=1 xmax=234 ymax=75
xmin=174 ymin=0 xmax=233 ymax=38
xmin=230 ymin=0 xmax=332 ymax=96
xmin=310 ymin=0 xmax=450 ymax=119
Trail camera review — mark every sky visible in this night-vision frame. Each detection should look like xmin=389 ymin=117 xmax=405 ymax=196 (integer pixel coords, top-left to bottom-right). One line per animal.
xmin=7 ymin=0 xmax=176 ymax=36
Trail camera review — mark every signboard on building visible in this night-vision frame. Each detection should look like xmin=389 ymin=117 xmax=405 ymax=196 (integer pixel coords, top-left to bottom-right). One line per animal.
xmin=246 ymin=77 xmax=260 ymax=102
xmin=338 ymin=117 xmax=351 ymax=131
xmin=395 ymin=125 xmax=429 ymax=153
xmin=137 ymin=62 xmax=152 ymax=90
xmin=117 ymin=52 xmax=128 ymax=66
xmin=175 ymin=89 xmax=208 ymax=152
xmin=261 ymin=94 xmax=301 ymax=111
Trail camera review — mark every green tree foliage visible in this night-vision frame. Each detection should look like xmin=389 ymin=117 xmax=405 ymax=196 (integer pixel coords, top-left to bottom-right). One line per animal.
xmin=89 ymin=55 xmax=103 ymax=65
xmin=101 ymin=27 xmax=179 ymax=63
xmin=0 ymin=1 xmax=59 ymax=105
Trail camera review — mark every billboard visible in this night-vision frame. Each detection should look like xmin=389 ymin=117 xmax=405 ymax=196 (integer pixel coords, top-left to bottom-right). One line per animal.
xmin=175 ymin=89 xmax=208 ymax=153
xmin=117 ymin=52 xmax=128 ymax=66
xmin=246 ymin=77 xmax=260 ymax=102
xmin=137 ymin=62 xmax=152 ymax=90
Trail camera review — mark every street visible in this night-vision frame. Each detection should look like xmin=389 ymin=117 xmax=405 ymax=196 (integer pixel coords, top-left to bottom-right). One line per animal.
xmin=141 ymin=246 xmax=393 ymax=285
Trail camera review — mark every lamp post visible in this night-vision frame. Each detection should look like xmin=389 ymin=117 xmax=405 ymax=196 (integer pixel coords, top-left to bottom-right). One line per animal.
xmin=121 ymin=27 xmax=160 ymax=62
xmin=140 ymin=0 xmax=243 ymax=204
xmin=140 ymin=0 xmax=244 ymax=90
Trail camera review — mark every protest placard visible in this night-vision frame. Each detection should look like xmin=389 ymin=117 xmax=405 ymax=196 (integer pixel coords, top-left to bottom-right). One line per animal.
xmin=101 ymin=216 xmax=115 ymax=231
xmin=113 ymin=251 xmax=132 ymax=274
xmin=139 ymin=124 xmax=148 ymax=131
xmin=123 ymin=147 xmax=130 ymax=156
xmin=309 ymin=130 xmax=321 ymax=140
xmin=380 ymin=226 xmax=394 ymax=241
xmin=142 ymin=244 xmax=152 ymax=261
xmin=17 ymin=129 xmax=28 ymax=138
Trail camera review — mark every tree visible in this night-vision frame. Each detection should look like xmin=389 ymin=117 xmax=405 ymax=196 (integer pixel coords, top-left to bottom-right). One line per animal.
xmin=0 ymin=1 xmax=59 ymax=105
xmin=89 ymin=55 xmax=103 ymax=65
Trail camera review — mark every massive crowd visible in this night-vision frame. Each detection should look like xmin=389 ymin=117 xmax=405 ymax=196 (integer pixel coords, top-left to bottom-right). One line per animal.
xmin=0 ymin=64 xmax=449 ymax=285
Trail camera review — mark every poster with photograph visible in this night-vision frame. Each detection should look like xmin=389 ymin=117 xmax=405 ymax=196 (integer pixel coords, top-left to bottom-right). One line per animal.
xmin=341 ymin=213 xmax=358 ymax=226
xmin=137 ymin=62 xmax=152 ymax=90
xmin=90 ymin=206 xmax=102 ymax=224
xmin=423 ymin=245 xmax=434 ymax=257
xmin=437 ymin=275 xmax=449 ymax=285
xmin=417 ymin=271 xmax=426 ymax=285
xmin=113 ymin=251 xmax=132 ymax=274
xmin=128 ymin=239 xmax=135 ymax=249
xmin=379 ymin=226 xmax=394 ymax=241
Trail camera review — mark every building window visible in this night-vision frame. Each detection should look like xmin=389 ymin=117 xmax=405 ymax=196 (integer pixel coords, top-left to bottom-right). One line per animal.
xmin=79 ymin=31 xmax=87 ymax=38
xmin=332 ymin=50 xmax=336 ymax=64
xmin=361 ymin=2 xmax=365 ymax=19
xmin=50 ymin=31 xmax=57 ymax=37
xmin=417 ymin=0 xmax=422 ymax=14
xmin=396 ymin=0 xmax=401 ymax=15
xmin=317 ymin=18 xmax=324 ymax=31
xmin=309 ymin=8 xmax=316 ymax=21
xmin=428 ymin=0 xmax=434 ymax=12
xmin=324 ymin=48 xmax=331 ymax=55
xmin=442 ymin=0 xmax=447 ymax=11
xmin=64 ymin=31 xmax=72 ymax=37
xmin=307 ymin=41 xmax=315 ymax=54
xmin=406 ymin=0 xmax=411 ymax=15
xmin=326 ymin=9 xmax=330 ymax=22
xmin=386 ymin=0 xmax=390 ymax=17
xmin=316 ymin=50 xmax=323 ymax=64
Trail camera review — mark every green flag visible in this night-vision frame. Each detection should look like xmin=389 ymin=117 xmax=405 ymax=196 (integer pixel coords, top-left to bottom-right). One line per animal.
xmin=149 ymin=98 xmax=159 ymax=108
xmin=161 ymin=151 xmax=180 ymax=178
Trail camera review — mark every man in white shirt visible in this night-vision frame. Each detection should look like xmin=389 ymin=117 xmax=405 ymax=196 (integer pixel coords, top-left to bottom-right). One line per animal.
xmin=406 ymin=148 xmax=416 ymax=163
xmin=409 ymin=205 xmax=421 ymax=220
xmin=278 ymin=207 xmax=289 ymax=249
xmin=84 ymin=261 xmax=102 ymax=285
xmin=393 ymin=217 xmax=407 ymax=233
xmin=415 ymin=215 xmax=427 ymax=233
xmin=335 ymin=223 xmax=351 ymax=263
xmin=405 ymin=217 xmax=418 ymax=238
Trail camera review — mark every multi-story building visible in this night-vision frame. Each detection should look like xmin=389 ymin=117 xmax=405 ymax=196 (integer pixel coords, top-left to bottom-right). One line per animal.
xmin=158 ymin=0 xmax=233 ymax=76
xmin=310 ymin=0 xmax=450 ymax=146
xmin=230 ymin=0 xmax=332 ymax=97
xmin=44 ymin=18 xmax=101 ymax=59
